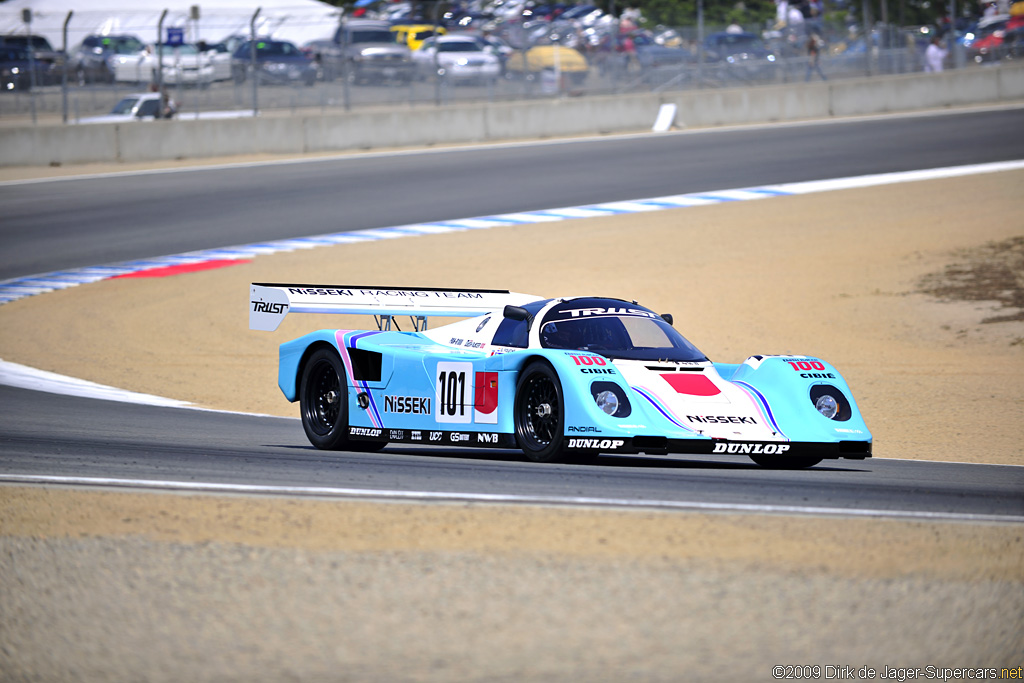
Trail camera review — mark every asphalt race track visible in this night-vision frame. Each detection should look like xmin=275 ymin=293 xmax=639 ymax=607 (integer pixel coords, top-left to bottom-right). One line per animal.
xmin=1 ymin=386 xmax=1022 ymax=520
xmin=2 ymin=106 xmax=1024 ymax=520
xmin=2 ymin=106 xmax=1024 ymax=281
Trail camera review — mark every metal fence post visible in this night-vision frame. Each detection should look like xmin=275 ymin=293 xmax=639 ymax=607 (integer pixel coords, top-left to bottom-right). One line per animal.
xmin=251 ymin=7 xmax=261 ymax=115
xmin=157 ymin=9 xmax=167 ymax=116
xmin=62 ymin=10 xmax=73 ymax=124
xmin=22 ymin=9 xmax=37 ymax=124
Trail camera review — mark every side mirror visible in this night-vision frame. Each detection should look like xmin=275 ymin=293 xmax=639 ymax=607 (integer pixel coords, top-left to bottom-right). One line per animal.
xmin=503 ymin=305 xmax=529 ymax=321
xmin=661 ymin=313 xmax=673 ymax=326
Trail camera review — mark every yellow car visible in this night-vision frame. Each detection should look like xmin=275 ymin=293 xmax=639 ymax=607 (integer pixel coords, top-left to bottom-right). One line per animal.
xmin=504 ymin=44 xmax=588 ymax=84
xmin=391 ymin=24 xmax=446 ymax=51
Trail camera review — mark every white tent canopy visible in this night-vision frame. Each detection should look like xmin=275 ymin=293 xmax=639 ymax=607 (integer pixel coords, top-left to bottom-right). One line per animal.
xmin=0 ymin=0 xmax=344 ymax=50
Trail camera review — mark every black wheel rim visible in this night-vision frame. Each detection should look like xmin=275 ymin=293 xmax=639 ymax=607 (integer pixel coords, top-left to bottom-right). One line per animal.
xmin=304 ymin=359 xmax=341 ymax=436
xmin=519 ymin=373 xmax=559 ymax=450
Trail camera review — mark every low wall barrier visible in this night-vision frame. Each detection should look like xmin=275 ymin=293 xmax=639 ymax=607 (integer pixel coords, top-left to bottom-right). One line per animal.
xmin=2 ymin=64 xmax=1022 ymax=168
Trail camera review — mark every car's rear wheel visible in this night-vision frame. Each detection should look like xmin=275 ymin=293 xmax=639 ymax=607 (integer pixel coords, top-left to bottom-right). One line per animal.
xmin=748 ymin=454 xmax=823 ymax=469
xmin=300 ymin=348 xmax=351 ymax=450
xmin=514 ymin=360 xmax=566 ymax=463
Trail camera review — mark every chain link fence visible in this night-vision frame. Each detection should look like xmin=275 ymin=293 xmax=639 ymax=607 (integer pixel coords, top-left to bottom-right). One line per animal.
xmin=0 ymin=5 xmax=1007 ymax=123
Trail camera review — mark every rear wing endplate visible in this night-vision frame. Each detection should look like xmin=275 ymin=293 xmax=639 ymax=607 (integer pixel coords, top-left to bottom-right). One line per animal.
xmin=250 ymin=283 xmax=541 ymax=332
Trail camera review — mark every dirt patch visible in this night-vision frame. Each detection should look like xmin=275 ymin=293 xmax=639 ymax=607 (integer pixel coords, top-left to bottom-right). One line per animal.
xmin=919 ymin=235 xmax=1024 ymax=327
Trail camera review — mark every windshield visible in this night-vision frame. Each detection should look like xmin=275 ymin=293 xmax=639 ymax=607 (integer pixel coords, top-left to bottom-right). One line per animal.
xmin=539 ymin=299 xmax=707 ymax=362
xmin=155 ymin=44 xmax=199 ymax=56
xmin=110 ymin=97 xmax=140 ymax=115
xmin=439 ymin=41 xmax=482 ymax=52
xmin=112 ymin=37 xmax=144 ymax=54
xmin=350 ymin=29 xmax=396 ymax=44
xmin=713 ymin=34 xmax=763 ymax=50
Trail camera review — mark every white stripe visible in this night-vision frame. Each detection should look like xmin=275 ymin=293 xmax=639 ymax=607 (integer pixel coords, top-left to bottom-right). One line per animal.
xmin=0 ymin=359 xmax=192 ymax=408
xmin=598 ymin=201 xmax=668 ymax=212
xmin=655 ymin=196 xmax=722 ymax=206
xmin=540 ymin=207 xmax=615 ymax=218
xmin=0 ymin=474 xmax=1019 ymax=523
xmin=491 ymin=212 xmax=563 ymax=223
xmin=438 ymin=218 xmax=512 ymax=229
xmin=762 ymin=160 xmax=1024 ymax=195
xmin=402 ymin=224 xmax=461 ymax=234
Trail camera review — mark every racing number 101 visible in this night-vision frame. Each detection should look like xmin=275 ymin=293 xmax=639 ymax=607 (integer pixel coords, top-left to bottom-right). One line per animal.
xmin=438 ymin=371 xmax=466 ymax=417
xmin=435 ymin=361 xmax=473 ymax=424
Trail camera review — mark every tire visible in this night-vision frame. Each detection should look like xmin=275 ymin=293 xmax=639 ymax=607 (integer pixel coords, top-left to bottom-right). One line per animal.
xmin=299 ymin=348 xmax=351 ymax=450
xmin=748 ymin=454 xmax=823 ymax=469
xmin=514 ymin=360 xmax=566 ymax=463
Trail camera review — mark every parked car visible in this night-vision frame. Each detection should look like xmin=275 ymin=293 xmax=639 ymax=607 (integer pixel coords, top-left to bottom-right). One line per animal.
xmin=412 ymin=35 xmax=501 ymax=84
xmin=0 ymin=43 xmax=34 ymax=91
xmin=78 ymin=92 xmax=165 ymax=122
xmin=331 ymin=19 xmax=415 ymax=85
xmin=111 ymin=43 xmax=222 ymax=86
xmin=77 ymin=91 xmax=254 ymax=123
xmin=504 ymin=41 xmax=589 ymax=84
xmin=231 ymin=39 xmax=317 ymax=86
xmin=197 ymin=40 xmax=234 ymax=81
xmin=391 ymin=24 xmax=446 ymax=51
xmin=67 ymin=34 xmax=144 ymax=84
xmin=0 ymin=34 xmax=61 ymax=85
xmin=628 ymin=30 xmax=695 ymax=83
xmin=703 ymin=31 xmax=778 ymax=81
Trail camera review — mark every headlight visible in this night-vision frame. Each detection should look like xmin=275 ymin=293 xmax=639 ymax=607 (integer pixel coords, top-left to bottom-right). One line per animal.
xmin=809 ymin=385 xmax=850 ymax=421
xmin=595 ymin=390 xmax=619 ymax=416
xmin=590 ymin=381 xmax=631 ymax=418
xmin=815 ymin=394 xmax=839 ymax=419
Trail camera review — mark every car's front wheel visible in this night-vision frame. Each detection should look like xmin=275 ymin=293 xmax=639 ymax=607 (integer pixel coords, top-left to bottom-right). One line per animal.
xmin=299 ymin=348 xmax=351 ymax=450
xmin=514 ymin=360 xmax=566 ymax=463
xmin=748 ymin=454 xmax=823 ymax=469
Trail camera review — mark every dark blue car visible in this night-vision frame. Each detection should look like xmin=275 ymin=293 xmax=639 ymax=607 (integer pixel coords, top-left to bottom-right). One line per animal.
xmin=231 ymin=39 xmax=317 ymax=86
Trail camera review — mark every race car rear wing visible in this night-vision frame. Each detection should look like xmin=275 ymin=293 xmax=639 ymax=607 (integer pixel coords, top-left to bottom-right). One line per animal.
xmin=250 ymin=283 xmax=542 ymax=332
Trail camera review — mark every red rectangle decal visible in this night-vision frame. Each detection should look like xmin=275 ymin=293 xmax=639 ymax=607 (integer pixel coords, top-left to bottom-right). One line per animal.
xmin=474 ymin=372 xmax=498 ymax=413
xmin=661 ymin=373 xmax=720 ymax=396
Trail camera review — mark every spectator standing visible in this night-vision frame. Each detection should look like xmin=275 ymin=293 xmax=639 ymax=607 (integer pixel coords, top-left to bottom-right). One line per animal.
xmin=160 ymin=88 xmax=177 ymax=118
xmin=924 ymin=36 xmax=948 ymax=72
xmin=805 ymin=33 xmax=826 ymax=80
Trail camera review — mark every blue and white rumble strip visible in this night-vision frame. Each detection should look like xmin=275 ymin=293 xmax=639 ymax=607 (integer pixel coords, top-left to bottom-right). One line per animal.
xmin=2 ymin=159 xmax=1022 ymax=306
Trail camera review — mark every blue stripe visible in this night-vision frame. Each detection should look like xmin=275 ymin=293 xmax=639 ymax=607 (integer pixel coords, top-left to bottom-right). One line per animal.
xmin=632 ymin=387 xmax=695 ymax=433
xmin=732 ymin=380 xmax=786 ymax=438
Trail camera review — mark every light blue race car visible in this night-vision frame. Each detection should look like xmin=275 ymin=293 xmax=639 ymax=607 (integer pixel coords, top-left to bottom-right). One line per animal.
xmin=250 ymin=283 xmax=872 ymax=469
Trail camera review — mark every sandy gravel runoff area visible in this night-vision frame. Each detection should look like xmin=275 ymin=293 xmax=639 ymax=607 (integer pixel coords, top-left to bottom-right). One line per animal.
xmin=0 ymin=156 xmax=1022 ymax=681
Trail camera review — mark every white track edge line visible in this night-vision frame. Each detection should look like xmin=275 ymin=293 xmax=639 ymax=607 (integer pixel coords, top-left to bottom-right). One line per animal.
xmin=1 ymin=474 xmax=1021 ymax=524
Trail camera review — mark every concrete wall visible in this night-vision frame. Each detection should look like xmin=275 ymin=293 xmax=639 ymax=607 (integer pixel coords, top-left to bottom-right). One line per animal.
xmin=2 ymin=64 xmax=1022 ymax=167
